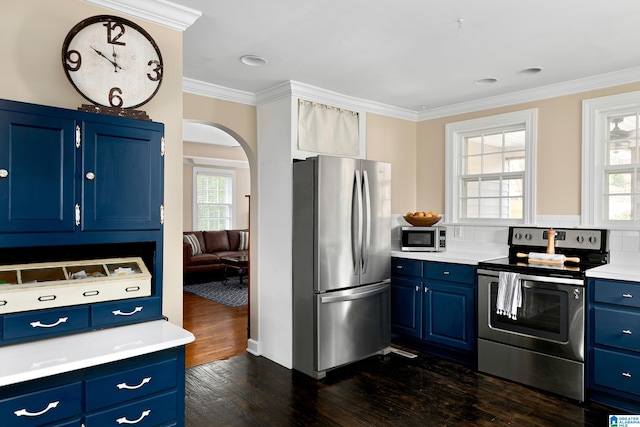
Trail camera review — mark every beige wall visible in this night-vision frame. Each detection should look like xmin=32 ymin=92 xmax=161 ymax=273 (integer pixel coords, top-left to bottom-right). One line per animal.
xmin=183 ymin=142 xmax=250 ymax=230
xmin=367 ymin=114 xmax=418 ymax=214
xmin=417 ymin=81 xmax=640 ymax=217
xmin=1 ymin=0 xmax=185 ymax=325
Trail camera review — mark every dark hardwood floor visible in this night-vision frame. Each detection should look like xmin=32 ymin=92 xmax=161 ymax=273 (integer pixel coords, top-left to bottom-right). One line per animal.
xmin=182 ymin=288 xmax=615 ymax=426
xmin=185 ymin=348 xmax=615 ymax=426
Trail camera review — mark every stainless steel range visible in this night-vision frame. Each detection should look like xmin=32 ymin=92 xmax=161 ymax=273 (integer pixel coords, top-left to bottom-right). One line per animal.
xmin=477 ymin=226 xmax=609 ymax=401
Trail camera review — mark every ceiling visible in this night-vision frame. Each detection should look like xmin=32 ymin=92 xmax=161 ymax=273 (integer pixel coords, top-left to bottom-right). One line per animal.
xmin=170 ymin=0 xmax=640 ymax=116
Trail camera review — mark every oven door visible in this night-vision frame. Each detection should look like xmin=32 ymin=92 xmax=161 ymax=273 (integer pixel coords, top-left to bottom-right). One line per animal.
xmin=478 ymin=269 xmax=585 ymax=362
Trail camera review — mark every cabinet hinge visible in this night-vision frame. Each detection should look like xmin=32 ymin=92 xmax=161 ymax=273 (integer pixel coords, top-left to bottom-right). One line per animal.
xmin=75 ymin=204 xmax=81 ymax=226
xmin=160 ymin=204 xmax=164 ymax=225
xmin=161 ymin=137 xmax=165 ymax=157
xmin=75 ymin=125 xmax=81 ymax=148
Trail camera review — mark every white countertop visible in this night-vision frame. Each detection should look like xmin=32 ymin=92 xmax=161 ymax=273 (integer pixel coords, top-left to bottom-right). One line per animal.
xmin=391 ymin=249 xmax=505 ymax=265
xmin=586 ymin=263 xmax=640 ymax=282
xmin=0 ymin=320 xmax=194 ymax=387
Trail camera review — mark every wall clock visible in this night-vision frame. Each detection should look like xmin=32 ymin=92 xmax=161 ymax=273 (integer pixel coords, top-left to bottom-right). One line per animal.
xmin=62 ymin=15 xmax=163 ymax=112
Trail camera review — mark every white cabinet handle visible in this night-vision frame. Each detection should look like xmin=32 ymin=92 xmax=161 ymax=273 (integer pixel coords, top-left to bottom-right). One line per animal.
xmin=30 ymin=317 xmax=68 ymax=328
xmin=117 ymin=409 xmax=151 ymax=424
xmin=117 ymin=377 xmax=151 ymax=390
xmin=415 ymin=286 xmax=419 ymax=292
xmin=623 ymin=293 xmax=633 ymax=298
xmin=623 ymin=329 xmax=633 ymax=335
xmin=0 ymin=169 xmax=8 ymax=178
xmin=622 ymin=372 xmax=632 ymax=378
xmin=14 ymin=401 xmax=59 ymax=417
xmin=112 ymin=307 xmax=143 ymax=316
xmin=85 ymin=171 xmax=95 ymax=180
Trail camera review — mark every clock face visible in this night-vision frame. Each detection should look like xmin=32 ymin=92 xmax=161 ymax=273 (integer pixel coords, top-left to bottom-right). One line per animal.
xmin=62 ymin=15 xmax=163 ymax=109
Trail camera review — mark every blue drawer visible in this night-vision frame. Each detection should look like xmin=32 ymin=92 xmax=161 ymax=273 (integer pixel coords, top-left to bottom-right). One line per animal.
xmin=91 ymin=296 xmax=161 ymax=327
xmin=593 ymin=279 xmax=640 ymax=309
xmin=85 ymin=391 xmax=177 ymax=427
xmin=392 ymin=258 xmax=423 ymax=278
xmin=594 ymin=307 xmax=640 ymax=353
xmin=0 ymin=382 xmax=81 ymax=427
xmin=3 ymin=306 xmax=89 ymax=340
xmin=85 ymin=358 xmax=178 ymax=411
xmin=594 ymin=348 xmax=640 ymax=396
xmin=424 ymin=262 xmax=476 ymax=284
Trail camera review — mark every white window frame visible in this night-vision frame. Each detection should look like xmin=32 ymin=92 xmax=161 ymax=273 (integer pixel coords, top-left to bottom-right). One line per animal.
xmin=582 ymin=90 xmax=640 ymax=229
xmin=445 ymin=109 xmax=537 ymax=225
xmin=192 ymin=167 xmax=236 ymax=231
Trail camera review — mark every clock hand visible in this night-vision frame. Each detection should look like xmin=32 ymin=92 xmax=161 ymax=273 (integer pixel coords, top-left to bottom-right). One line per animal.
xmin=90 ymin=46 xmax=122 ymax=71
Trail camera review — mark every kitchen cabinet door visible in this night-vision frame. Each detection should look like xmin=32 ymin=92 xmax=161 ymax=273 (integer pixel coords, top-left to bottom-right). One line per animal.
xmin=0 ymin=109 xmax=76 ymax=233
xmin=81 ymin=120 xmax=163 ymax=231
xmin=422 ymin=281 xmax=475 ymax=352
xmin=391 ymin=277 xmax=422 ymax=338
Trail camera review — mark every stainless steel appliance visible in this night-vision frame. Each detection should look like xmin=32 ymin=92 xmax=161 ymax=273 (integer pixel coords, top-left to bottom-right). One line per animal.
xmin=293 ymin=155 xmax=391 ymax=379
xmin=401 ymin=225 xmax=446 ymax=252
xmin=477 ymin=226 xmax=609 ymax=401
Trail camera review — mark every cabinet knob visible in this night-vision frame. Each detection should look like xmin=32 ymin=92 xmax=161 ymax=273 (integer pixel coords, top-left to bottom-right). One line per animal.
xmin=0 ymin=169 xmax=7 ymax=178
xmin=85 ymin=171 xmax=95 ymax=180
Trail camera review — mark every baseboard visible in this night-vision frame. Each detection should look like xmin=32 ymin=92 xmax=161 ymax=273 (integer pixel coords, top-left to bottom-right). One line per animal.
xmin=246 ymin=338 xmax=260 ymax=356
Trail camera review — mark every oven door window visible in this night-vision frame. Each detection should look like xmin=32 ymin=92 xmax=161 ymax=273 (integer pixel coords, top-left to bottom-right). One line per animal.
xmin=489 ymin=281 xmax=569 ymax=342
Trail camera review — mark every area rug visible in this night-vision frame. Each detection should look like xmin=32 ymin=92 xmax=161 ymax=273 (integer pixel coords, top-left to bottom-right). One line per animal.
xmin=184 ymin=276 xmax=247 ymax=307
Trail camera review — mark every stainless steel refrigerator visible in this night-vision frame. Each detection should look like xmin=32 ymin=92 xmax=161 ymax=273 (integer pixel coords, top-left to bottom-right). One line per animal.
xmin=293 ymin=155 xmax=391 ymax=379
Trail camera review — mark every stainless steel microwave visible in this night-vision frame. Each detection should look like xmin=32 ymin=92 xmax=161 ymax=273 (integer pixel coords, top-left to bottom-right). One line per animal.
xmin=401 ymin=226 xmax=447 ymax=252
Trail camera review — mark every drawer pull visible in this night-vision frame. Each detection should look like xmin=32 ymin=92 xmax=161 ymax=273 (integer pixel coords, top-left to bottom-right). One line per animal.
xmin=443 ymin=271 xmax=450 ymax=275
xmin=623 ymin=293 xmax=633 ymax=298
xmin=30 ymin=317 xmax=68 ymax=328
xmin=396 ymin=265 xmax=403 ymax=269
xmin=623 ymin=329 xmax=633 ymax=335
xmin=117 ymin=377 xmax=151 ymax=390
xmin=622 ymin=372 xmax=632 ymax=378
xmin=112 ymin=306 xmax=143 ymax=317
xmin=117 ymin=409 xmax=151 ymax=425
xmin=14 ymin=401 xmax=59 ymax=417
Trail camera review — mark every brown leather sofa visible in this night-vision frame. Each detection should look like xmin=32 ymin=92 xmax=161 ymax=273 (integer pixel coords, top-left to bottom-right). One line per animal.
xmin=182 ymin=229 xmax=248 ymax=284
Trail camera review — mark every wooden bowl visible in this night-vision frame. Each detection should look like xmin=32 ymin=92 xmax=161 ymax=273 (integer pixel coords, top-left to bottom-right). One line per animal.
xmin=403 ymin=215 xmax=442 ymax=227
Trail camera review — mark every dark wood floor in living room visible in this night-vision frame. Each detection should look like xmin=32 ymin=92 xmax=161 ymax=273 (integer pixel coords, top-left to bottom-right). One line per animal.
xmin=184 ymin=348 xmax=614 ymax=427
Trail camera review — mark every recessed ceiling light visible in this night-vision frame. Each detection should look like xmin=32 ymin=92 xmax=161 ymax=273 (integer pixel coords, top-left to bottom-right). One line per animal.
xmin=474 ymin=77 xmax=499 ymax=85
xmin=240 ymin=55 xmax=268 ymax=67
xmin=517 ymin=67 xmax=543 ymax=76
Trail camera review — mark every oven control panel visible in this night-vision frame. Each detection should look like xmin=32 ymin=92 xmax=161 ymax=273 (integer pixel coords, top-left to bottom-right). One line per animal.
xmin=509 ymin=227 xmax=608 ymax=251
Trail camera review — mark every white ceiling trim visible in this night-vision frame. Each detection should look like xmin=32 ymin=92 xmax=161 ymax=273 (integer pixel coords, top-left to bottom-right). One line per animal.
xmin=183 ymin=66 xmax=640 ymax=123
xmin=183 ymin=156 xmax=249 ymax=169
xmin=82 ymin=0 xmax=202 ymax=31
xmin=418 ymin=66 xmax=640 ymax=121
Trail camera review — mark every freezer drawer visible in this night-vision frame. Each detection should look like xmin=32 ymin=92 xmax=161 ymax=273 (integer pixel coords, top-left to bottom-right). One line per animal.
xmin=315 ymin=282 xmax=390 ymax=372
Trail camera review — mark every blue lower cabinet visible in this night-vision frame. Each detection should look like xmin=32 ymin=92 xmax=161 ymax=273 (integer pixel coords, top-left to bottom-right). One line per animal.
xmin=85 ymin=391 xmax=177 ymax=426
xmin=391 ymin=258 xmax=477 ymax=365
xmin=85 ymin=358 xmax=177 ymax=411
xmin=0 ymin=382 xmax=82 ymax=427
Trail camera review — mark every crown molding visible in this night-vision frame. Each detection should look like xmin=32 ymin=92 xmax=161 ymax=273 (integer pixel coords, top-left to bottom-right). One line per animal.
xmin=82 ymin=0 xmax=201 ymax=31
xmin=418 ymin=66 xmax=640 ymax=121
xmin=182 ymin=78 xmax=257 ymax=106
xmin=183 ymin=66 xmax=640 ymax=122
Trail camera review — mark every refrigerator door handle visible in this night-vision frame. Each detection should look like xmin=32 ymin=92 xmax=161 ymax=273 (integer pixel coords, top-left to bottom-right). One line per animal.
xmin=352 ymin=169 xmax=363 ymax=275
xmin=319 ymin=282 xmax=389 ymax=304
xmin=362 ymin=169 xmax=371 ymax=274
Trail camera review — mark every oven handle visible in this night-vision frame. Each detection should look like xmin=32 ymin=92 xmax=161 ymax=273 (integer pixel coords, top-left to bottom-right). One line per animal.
xmin=477 ymin=269 xmax=584 ymax=286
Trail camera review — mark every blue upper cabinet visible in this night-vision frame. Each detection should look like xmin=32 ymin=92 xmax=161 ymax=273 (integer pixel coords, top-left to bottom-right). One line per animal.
xmin=0 ymin=109 xmax=76 ymax=233
xmin=0 ymin=99 xmax=164 ymax=236
xmin=81 ymin=121 xmax=163 ymax=231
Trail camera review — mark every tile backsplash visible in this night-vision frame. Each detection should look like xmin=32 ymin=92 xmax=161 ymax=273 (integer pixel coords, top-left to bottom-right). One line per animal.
xmin=392 ymin=214 xmax=640 ymax=265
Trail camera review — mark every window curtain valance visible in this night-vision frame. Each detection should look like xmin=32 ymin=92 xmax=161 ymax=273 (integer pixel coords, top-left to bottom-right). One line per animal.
xmin=297 ymin=99 xmax=359 ymax=157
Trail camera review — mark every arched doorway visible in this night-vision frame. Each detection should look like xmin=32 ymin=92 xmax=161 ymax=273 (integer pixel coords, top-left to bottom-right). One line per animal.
xmin=181 ymin=120 xmax=254 ymax=367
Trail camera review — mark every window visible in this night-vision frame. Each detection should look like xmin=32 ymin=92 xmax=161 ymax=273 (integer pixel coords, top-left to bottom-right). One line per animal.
xmin=446 ymin=109 xmax=537 ymax=224
xmin=583 ymin=91 xmax=640 ymax=227
xmin=193 ymin=167 xmax=235 ymax=230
